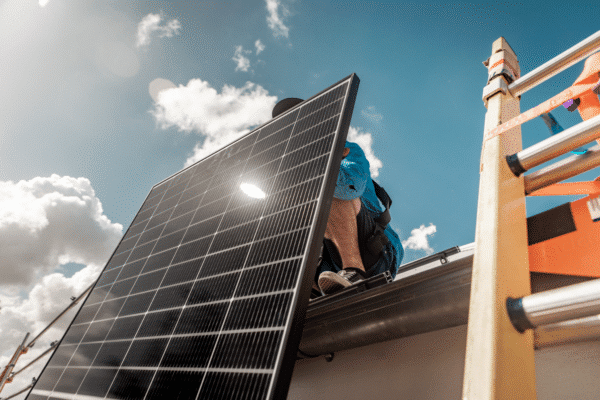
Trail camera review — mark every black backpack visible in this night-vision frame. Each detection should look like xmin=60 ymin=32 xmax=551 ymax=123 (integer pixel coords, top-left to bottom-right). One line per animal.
xmin=364 ymin=180 xmax=392 ymax=263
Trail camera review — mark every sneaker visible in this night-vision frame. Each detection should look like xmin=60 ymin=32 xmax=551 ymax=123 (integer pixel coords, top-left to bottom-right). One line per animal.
xmin=318 ymin=268 xmax=367 ymax=295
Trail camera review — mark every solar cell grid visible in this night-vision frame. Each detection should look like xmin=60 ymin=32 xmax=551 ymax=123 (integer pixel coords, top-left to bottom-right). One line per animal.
xmin=175 ymin=302 xmax=229 ymax=335
xmin=106 ymin=315 xmax=144 ymax=340
xmin=68 ymin=343 xmax=101 ymax=367
xmin=95 ymin=297 xmax=126 ymax=321
xmin=105 ymin=250 xmax=131 ymax=271
xmin=28 ymin=74 xmax=359 ymax=400
xmin=151 ymin=228 xmax=187 ymax=255
xmin=147 ymin=282 xmax=190 ymax=312
xmin=118 ymin=258 xmax=147 ymax=281
xmin=93 ymin=341 xmax=131 ymax=367
xmin=138 ymin=309 xmax=180 ymax=337
xmin=121 ymin=220 xmax=148 ymax=242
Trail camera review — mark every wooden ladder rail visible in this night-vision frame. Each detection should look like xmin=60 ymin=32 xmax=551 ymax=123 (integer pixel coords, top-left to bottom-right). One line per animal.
xmin=462 ymin=36 xmax=536 ymax=400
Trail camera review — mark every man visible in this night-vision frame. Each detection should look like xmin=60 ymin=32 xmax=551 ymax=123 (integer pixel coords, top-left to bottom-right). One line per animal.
xmin=272 ymin=98 xmax=403 ymax=297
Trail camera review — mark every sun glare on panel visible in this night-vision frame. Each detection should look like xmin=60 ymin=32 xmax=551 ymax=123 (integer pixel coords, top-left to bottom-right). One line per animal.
xmin=39 ymin=0 xmax=50 ymax=7
xmin=240 ymin=183 xmax=266 ymax=199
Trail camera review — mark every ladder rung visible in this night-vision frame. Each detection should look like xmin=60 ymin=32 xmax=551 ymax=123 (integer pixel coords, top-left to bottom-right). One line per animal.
xmin=507 ymin=113 xmax=600 ymax=176
xmin=534 ymin=313 xmax=600 ymax=348
xmin=507 ymin=278 xmax=600 ymax=332
xmin=525 ymin=144 xmax=600 ymax=194
xmin=508 ymin=30 xmax=600 ymax=97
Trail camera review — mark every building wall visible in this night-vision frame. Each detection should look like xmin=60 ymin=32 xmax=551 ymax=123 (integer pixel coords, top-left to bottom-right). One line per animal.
xmin=289 ymin=325 xmax=600 ymax=399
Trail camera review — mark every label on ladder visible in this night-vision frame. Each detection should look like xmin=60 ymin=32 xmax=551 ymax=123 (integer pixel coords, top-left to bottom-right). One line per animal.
xmin=587 ymin=195 xmax=600 ymax=222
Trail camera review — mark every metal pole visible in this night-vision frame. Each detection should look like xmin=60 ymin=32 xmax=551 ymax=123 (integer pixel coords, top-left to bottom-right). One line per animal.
xmin=508 ymin=30 xmax=600 ymax=97
xmin=0 ymin=333 xmax=29 ymax=394
xmin=507 ymin=279 xmax=600 ymax=332
xmin=10 ymin=343 xmax=57 ymax=378
xmin=506 ymin=113 xmax=600 ymax=176
xmin=0 ymin=382 xmax=34 ymax=400
xmin=525 ymin=144 xmax=600 ymax=194
xmin=26 ymin=282 xmax=93 ymax=349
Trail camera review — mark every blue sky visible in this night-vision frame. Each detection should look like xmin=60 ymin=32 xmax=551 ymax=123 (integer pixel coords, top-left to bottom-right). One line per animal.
xmin=1 ymin=0 xmax=599 ymax=395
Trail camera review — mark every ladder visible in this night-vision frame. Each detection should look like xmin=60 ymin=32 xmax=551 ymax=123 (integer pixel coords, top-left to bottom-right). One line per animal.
xmin=464 ymin=31 xmax=600 ymax=399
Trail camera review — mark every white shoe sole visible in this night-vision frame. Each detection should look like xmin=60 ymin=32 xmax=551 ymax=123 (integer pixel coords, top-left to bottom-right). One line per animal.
xmin=318 ymin=271 xmax=353 ymax=295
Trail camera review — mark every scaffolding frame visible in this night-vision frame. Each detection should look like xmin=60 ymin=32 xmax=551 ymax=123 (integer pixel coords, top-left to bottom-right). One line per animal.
xmin=0 ymin=284 xmax=93 ymax=399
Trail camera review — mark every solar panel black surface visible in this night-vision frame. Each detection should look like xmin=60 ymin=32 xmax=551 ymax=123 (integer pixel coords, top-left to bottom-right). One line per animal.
xmin=27 ymin=73 xmax=359 ymax=400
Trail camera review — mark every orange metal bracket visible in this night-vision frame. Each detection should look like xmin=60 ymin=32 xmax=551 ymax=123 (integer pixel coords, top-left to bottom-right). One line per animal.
xmin=574 ymin=52 xmax=600 ymax=124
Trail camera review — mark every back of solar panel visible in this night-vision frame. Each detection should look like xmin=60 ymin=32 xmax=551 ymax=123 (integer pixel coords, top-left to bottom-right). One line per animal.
xmin=27 ymin=73 xmax=359 ymax=400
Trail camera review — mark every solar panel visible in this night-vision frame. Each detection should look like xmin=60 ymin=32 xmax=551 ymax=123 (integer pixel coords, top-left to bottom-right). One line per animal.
xmin=27 ymin=73 xmax=360 ymax=400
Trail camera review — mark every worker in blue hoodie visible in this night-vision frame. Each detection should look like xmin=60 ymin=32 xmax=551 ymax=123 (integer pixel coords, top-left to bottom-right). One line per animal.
xmin=272 ymin=98 xmax=403 ymax=296
xmin=315 ymin=141 xmax=403 ymax=295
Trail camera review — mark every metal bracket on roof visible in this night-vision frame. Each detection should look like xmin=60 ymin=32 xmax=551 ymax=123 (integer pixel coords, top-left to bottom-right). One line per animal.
xmin=395 ymin=246 xmax=461 ymax=275
xmin=296 ymin=348 xmax=335 ymax=362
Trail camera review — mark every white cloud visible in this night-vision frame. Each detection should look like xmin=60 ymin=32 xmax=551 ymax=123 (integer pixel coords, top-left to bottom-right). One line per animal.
xmin=150 ymin=79 xmax=278 ymax=167
xmin=136 ymin=13 xmax=181 ymax=48
xmin=347 ymin=126 xmax=383 ymax=179
xmin=361 ymin=105 xmax=383 ymax=123
xmin=402 ymin=223 xmax=437 ymax=255
xmin=233 ymin=45 xmax=253 ymax=72
xmin=0 ymin=264 xmax=99 ymax=398
xmin=255 ymin=39 xmax=265 ymax=55
xmin=0 ymin=175 xmax=123 ymax=286
xmin=0 ymin=175 xmax=120 ymax=396
xmin=265 ymin=0 xmax=290 ymax=38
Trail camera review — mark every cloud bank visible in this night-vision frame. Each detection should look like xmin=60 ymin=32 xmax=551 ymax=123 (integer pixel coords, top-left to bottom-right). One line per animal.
xmin=0 ymin=175 xmax=123 ymax=286
xmin=151 ymin=79 xmax=277 ymax=166
xmin=0 ymin=175 xmax=121 ymax=395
